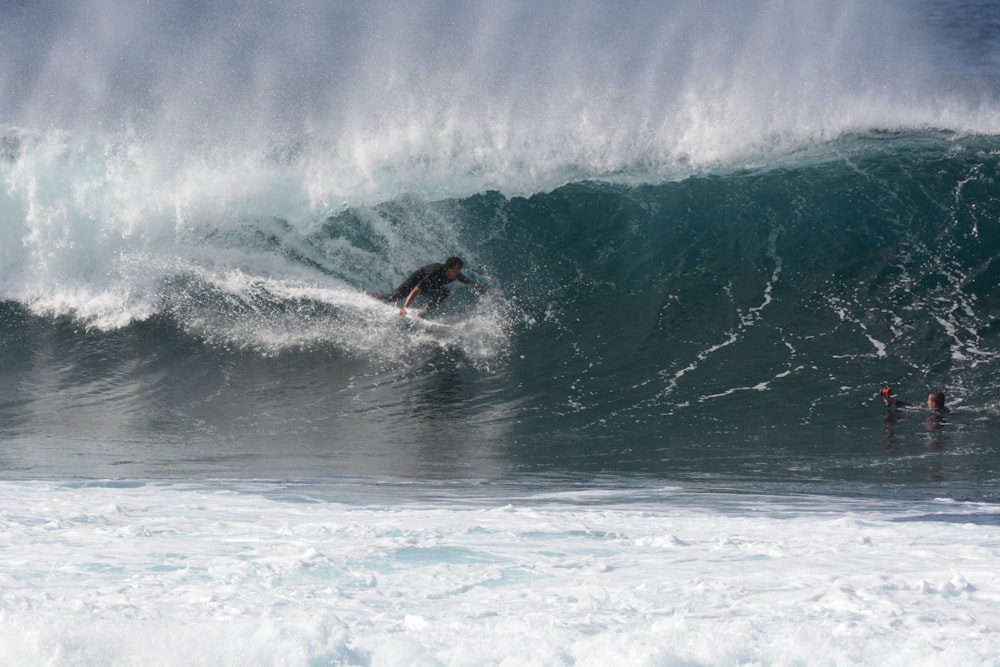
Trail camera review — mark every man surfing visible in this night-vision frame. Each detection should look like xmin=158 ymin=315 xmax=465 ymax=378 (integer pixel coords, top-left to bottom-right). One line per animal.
xmin=371 ymin=256 xmax=489 ymax=317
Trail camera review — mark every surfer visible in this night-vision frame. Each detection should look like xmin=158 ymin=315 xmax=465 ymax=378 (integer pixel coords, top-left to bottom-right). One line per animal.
xmin=880 ymin=386 xmax=950 ymax=413
xmin=881 ymin=386 xmax=951 ymax=452
xmin=372 ymin=256 xmax=489 ymax=317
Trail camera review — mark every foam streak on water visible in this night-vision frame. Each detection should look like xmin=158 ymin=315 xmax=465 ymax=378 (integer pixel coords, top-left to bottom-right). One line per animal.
xmin=1 ymin=481 xmax=997 ymax=666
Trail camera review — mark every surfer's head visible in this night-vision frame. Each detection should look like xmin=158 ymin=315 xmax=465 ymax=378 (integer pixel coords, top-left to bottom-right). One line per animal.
xmin=444 ymin=256 xmax=464 ymax=279
xmin=927 ymin=392 xmax=947 ymax=411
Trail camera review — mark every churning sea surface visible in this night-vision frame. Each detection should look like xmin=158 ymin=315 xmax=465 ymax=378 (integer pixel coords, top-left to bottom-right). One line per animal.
xmin=3 ymin=1 xmax=1000 ymax=665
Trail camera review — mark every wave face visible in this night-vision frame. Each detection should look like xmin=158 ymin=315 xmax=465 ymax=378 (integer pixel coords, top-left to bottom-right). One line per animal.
xmin=1 ymin=2 xmax=1000 ymax=495
xmin=3 ymin=131 xmax=1000 ymax=493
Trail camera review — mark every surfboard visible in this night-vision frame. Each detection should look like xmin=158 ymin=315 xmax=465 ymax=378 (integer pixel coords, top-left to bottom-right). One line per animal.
xmin=402 ymin=313 xmax=455 ymax=330
xmin=366 ymin=292 xmax=456 ymax=330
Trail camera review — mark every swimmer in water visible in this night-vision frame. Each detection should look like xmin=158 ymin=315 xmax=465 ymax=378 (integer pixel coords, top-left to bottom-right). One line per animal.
xmin=881 ymin=385 xmax=949 ymax=413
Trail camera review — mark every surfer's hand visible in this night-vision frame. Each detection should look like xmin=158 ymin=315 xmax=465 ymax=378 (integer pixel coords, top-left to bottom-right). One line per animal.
xmin=880 ymin=385 xmax=892 ymax=404
xmin=399 ymin=308 xmax=407 ymax=317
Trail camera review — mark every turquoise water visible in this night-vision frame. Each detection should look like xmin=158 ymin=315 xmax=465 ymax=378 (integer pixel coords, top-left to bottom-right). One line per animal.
xmin=2 ymin=132 xmax=999 ymax=499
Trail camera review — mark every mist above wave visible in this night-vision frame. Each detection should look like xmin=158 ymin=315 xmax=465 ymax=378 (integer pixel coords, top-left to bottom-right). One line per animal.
xmin=2 ymin=1 xmax=998 ymax=201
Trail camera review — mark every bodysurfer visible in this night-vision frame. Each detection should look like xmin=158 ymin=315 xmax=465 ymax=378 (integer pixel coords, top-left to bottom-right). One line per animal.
xmin=880 ymin=385 xmax=950 ymax=414
xmin=371 ymin=256 xmax=489 ymax=317
xmin=881 ymin=385 xmax=950 ymax=451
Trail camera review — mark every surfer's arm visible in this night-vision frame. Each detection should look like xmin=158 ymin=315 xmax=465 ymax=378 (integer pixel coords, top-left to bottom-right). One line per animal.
xmin=880 ymin=385 xmax=910 ymax=408
xmin=400 ymin=286 xmax=421 ymax=316
xmin=883 ymin=395 xmax=912 ymax=408
xmin=457 ymin=273 xmax=489 ymax=295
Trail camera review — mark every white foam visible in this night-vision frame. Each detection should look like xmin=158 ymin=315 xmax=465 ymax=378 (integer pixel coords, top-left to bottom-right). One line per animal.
xmin=4 ymin=2 xmax=1000 ymax=204
xmin=0 ymin=481 xmax=997 ymax=666
xmin=0 ymin=128 xmax=522 ymax=361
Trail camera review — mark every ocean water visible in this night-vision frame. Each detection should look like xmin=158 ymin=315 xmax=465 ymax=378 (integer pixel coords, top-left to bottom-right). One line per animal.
xmin=2 ymin=1 xmax=1000 ymax=665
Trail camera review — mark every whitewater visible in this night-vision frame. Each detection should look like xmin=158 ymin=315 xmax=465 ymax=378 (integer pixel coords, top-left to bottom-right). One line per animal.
xmin=3 ymin=481 xmax=999 ymax=666
xmin=2 ymin=1 xmax=1000 ymax=665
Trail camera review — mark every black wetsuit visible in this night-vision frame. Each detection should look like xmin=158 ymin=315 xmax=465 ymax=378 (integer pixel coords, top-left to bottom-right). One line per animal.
xmin=380 ymin=263 xmax=473 ymax=312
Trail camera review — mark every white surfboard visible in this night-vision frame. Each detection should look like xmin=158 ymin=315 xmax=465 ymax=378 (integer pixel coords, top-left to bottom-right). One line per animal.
xmin=403 ymin=312 xmax=455 ymax=330
xmin=366 ymin=292 xmax=456 ymax=330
